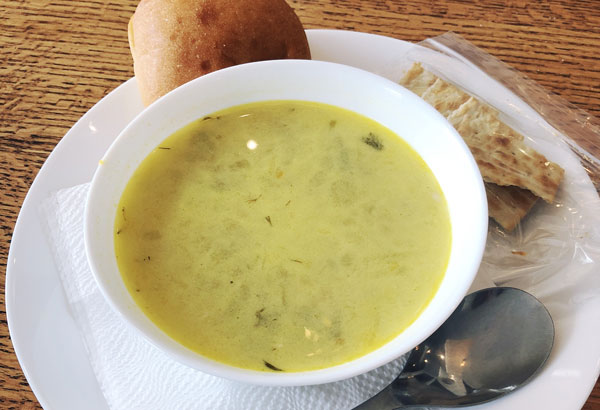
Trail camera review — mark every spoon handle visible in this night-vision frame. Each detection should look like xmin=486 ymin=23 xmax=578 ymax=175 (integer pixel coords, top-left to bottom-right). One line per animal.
xmin=353 ymin=384 xmax=405 ymax=409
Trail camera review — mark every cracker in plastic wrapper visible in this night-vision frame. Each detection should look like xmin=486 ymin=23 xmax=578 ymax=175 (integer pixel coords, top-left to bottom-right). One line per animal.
xmin=448 ymin=97 xmax=564 ymax=204
xmin=399 ymin=63 xmax=437 ymax=96
xmin=421 ymin=78 xmax=471 ymax=117
xmin=485 ymin=182 xmax=539 ymax=232
xmin=399 ymin=62 xmax=565 ymax=230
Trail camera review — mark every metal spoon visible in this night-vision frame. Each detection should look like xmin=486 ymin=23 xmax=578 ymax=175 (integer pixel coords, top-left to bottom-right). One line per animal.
xmin=354 ymin=287 xmax=554 ymax=409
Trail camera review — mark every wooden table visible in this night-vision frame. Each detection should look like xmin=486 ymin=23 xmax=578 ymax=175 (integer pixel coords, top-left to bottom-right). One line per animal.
xmin=1 ymin=0 xmax=599 ymax=408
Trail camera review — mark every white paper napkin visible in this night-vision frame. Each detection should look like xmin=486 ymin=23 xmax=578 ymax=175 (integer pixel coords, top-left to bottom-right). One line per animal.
xmin=40 ymin=183 xmax=409 ymax=410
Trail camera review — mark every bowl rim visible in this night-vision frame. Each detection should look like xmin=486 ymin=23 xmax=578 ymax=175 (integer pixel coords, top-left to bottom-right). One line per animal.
xmin=84 ymin=59 xmax=488 ymax=386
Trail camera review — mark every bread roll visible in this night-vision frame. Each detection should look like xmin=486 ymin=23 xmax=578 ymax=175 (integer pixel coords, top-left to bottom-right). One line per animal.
xmin=128 ymin=0 xmax=311 ymax=106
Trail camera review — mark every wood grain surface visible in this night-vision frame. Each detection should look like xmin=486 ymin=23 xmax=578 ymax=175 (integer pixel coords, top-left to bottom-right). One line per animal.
xmin=1 ymin=0 xmax=599 ymax=409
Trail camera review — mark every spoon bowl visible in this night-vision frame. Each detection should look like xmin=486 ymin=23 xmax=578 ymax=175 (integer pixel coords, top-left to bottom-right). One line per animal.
xmin=355 ymin=287 xmax=554 ymax=409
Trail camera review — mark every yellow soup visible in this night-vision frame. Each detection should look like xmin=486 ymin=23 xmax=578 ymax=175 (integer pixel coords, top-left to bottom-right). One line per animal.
xmin=115 ymin=100 xmax=451 ymax=372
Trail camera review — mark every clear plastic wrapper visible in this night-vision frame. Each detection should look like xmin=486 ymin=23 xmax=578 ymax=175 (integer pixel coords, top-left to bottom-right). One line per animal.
xmin=400 ymin=32 xmax=600 ymax=317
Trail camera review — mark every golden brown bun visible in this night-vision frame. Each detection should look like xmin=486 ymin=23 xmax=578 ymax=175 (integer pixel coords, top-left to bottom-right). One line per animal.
xmin=128 ymin=0 xmax=311 ymax=106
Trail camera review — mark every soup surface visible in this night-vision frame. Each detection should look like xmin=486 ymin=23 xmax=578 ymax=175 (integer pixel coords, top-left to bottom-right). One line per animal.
xmin=115 ymin=100 xmax=451 ymax=372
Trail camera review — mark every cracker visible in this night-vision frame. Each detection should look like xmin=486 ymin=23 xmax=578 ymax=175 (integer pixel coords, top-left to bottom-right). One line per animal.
xmin=398 ymin=63 xmax=437 ymax=96
xmin=485 ymin=182 xmax=539 ymax=231
xmin=420 ymin=78 xmax=471 ymax=117
xmin=447 ymin=98 xmax=564 ymax=203
xmin=398 ymin=62 xmax=565 ymax=230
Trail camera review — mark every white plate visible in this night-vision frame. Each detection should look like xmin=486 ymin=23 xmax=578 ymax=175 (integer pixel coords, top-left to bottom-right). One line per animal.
xmin=7 ymin=29 xmax=600 ymax=410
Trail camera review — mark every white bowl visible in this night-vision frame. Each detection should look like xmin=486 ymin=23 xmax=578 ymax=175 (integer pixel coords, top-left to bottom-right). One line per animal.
xmin=84 ymin=59 xmax=488 ymax=386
